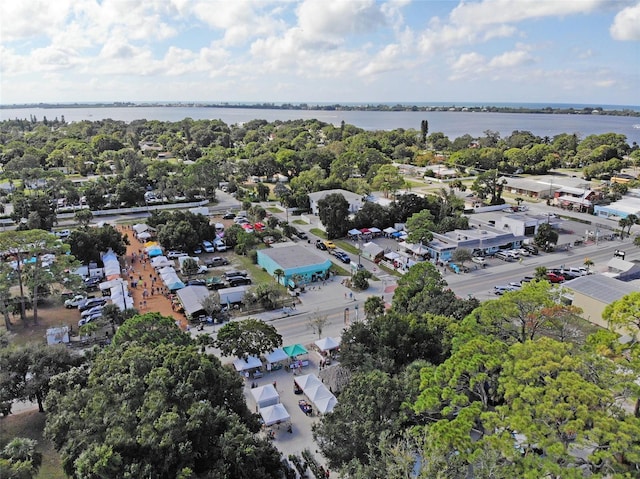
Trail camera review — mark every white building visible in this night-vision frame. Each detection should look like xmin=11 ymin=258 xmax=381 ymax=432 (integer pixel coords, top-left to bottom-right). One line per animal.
xmin=308 ymin=189 xmax=365 ymax=215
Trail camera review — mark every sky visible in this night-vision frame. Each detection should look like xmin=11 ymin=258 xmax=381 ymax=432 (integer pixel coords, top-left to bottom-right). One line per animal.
xmin=1 ymin=0 xmax=639 ymax=106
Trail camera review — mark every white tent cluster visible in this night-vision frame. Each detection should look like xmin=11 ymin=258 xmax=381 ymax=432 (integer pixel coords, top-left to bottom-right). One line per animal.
xmin=294 ymin=374 xmax=337 ymax=414
xmin=251 ymin=384 xmax=290 ymax=426
xmin=99 ymin=249 xmax=134 ymax=311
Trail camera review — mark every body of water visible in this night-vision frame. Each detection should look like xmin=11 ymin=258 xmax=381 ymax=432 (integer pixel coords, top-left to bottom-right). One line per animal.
xmin=2 ymin=106 xmax=639 ymax=144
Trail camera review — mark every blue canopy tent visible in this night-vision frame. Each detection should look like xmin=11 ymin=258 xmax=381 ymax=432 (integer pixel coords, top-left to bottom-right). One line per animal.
xmin=147 ymin=246 xmax=163 ymax=258
xmin=283 ymin=344 xmax=308 ymax=358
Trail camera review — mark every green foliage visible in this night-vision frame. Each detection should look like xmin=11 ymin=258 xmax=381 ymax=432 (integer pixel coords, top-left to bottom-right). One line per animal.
xmin=0 ymin=437 xmax=42 ymax=479
xmin=215 ymin=318 xmax=282 ymax=358
xmin=111 ymin=313 xmax=192 ymax=348
xmin=351 ymin=269 xmax=372 ymax=290
xmin=44 ymin=339 xmax=282 ymax=479
xmin=534 ymin=222 xmax=559 ymax=248
xmin=68 ymin=223 xmax=128 ymax=264
xmin=246 ymin=283 xmax=285 ymax=310
xmin=603 ymin=291 xmax=640 ymax=338
xmin=405 ymin=209 xmax=435 ymax=244
xmin=451 ymin=248 xmax=473 ymax=265
xmin=317 ymin=193 xmax=350 ymax=239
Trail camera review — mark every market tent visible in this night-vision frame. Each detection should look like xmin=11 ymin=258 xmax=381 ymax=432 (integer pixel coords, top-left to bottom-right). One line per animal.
xmin=305 ymin=383 xmax=333 ymax=403
xmin=151 ymin=256 xmax=174 ymax=268
xmin=368 ymin=227 xmax=381 ymax=234
xmin=294 ymin=374 xmax=322 ymax=391
xmin=147 ymin=246 xmax=163 ymax=258
xmin=348 ymin=228 xmax=362 ymax=236
xmin=259 ymin=403 xmax=290 ymax=426
xmin=315 ymin=337 xmax=340 ymax=352
xmin=283 ymin=344 xmax=308 ymax=357
xmin=132 ymin=223 xmax=149 ymax=234
xmin=384 ymin=252 xmax=400 ymax=261
xmin=176 ymin=285 xmax=209 ymax=317
xmin=233 ymin=355 xmax=262 ymax=372
xmin=266 ymin=348 xmax=289 ymax=364
xmin=101 ymin=250 xmax=121 ymax=278
xmin=383 ymin=227 xmax=397 ymax=234
xmin=391 ymin=231 xmax=403 ymax=238
xmin=158 ymin=266 xmax=176 ymax=276
xmin=361 ymin=242 xmax=384 ymax=260
xmin=111 ymin=294 xmax=135 ymax=311
xmin=360 ymin=228 xmax=370 ymax=234
xmin=314 ymin=394 xmax=338 ymax=414
xmin=138 ymin=231 xmax=151 ymax=240
xmin=251 ymin=384 xmax=280 ymax=408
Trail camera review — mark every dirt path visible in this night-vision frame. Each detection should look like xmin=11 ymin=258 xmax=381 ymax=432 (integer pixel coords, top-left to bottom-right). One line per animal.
xmin=118 ymin=225 xmax=189 ymax=330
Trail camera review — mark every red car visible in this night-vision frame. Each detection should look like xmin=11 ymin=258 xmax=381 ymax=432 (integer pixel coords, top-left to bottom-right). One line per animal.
xmin=547 ymin=272 xmax=565 ymax=283
xmin=253 ymin=222 xmax=265 ymax=231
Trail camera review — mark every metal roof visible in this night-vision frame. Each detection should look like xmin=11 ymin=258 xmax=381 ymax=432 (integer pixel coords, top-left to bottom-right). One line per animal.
xmin=564 ymin=275 xmax=637 ymax=305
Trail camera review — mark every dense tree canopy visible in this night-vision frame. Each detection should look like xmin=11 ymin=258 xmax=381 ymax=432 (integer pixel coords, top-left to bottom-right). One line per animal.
xmin=45 ymin=313 xmax=282 ymax=479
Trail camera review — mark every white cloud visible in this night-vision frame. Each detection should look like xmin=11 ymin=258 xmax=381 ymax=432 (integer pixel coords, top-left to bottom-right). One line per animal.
xmin=297 ymin=0 xmax=386 ymax=38
xmin=610 ymin=2 xmax=640 ymax=40
xmin=488 ymin=48 xmax=533 ymax=68
xmin=0 ymin=0 xmax=74 ymax=42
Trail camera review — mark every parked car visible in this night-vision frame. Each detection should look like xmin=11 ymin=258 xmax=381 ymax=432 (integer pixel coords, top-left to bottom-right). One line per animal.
xmin=167 ymin=250 xmax=188 ymax=259
xmin=471 ymin=256 xmax=485 ymax=265
xmin=295 ymin=229 xmax=308 ymax=240
xmin=193 ymin=246 xmax=203 ymax=255
xmin=64 ymin=294 xmax=93 ymax=308
xmin=520 ymin=276 xmax=535 ymax=284
xmin=202 ymin=241 xmax=215 ymax=253
xmin=80 ymin=305 xmax=104 ymax=318
xmin=78 ymin=297 xmax=107 ymax=311
xmin=522 ymin=244 xmax=539 ymax=255
xmin=55 ymin=229 xmax=71 ymax=239
xmin=228 ymin=277 xmax=252 ymax=287
xmin=187 ymin=279 xmax=207 ymax=287
xmin=222 ymin=212 xmax=235 ymax=220
xmin=224 ymin=271 xmax=248 ymax=279
xmin=315 ymin=240 xmax=327 ymax=251
xmin=494 ymin=285 xmax=517 ymax=295
xmin=323 ymin=240 xmax=337 ymax=250
xmin=214 ymin=239 xmax=227 ymax=252
xmin=547 ymin=272 xmax=565 ymax=283
xmin=515 ymin=248 xmax=530 ymax=257
xmin=334 ymin=251 xmax=351 ymax=264
xmin=79 ymin=312 xmax=103 ymax=327
xmin=205 ymin=257 xmax=229 ymax=268
xmin=495 ymin=251 xmax=514 ymax=262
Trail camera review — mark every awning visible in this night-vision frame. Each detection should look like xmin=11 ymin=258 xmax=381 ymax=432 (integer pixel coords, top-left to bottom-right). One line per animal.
xmin=259 ymin=403 xmax=290 ymax=426
xmin=348 ymin=229 xmax=362 ymax=236
xmin=251 ymin=384 xmax=280 ymax=408
xmin=369 ymin=227 xmax=381 ymax=233
xmin=360 ymin=228 xmax=370 ymax=234
xmin=391 ymin=231 xmax=402 ymax=238
xmin=138 ymin=231 xmax=151 ymax=240
xmin=147 ymin=247 xmax=163 ymax=258
xmin=283 ymin=344 xmax=308 ymax=357
xmin=175 ymin=285 xmax=209 ymax=315
xmin=233 ymin=355 xmax=262 ymax=371
xmin=383 ymin=227 xmax=397 ymax=234
xmin=266 ymin=348 xmax=289 ymax=364
xmin=384 ymin=252 xmax=400 ymax=260
xmin=315 ymin=337 xmax=340 ymax=352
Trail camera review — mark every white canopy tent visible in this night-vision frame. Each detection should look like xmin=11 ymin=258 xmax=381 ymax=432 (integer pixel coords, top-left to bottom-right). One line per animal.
xmin=259 ymin=403 xmax=290 ymax=426
xmin=315 ymin=337 xmax=340 ymax=352
xmin=383 ymin=227 xmax=397 ymax=234
xmin=233 ymin=356 xmax=262 ymax=372
xmin=314 ymin=394 xmax=338 ymax=414
xmin=251 ymin=384 xmax=280 ymax=408
xmin=266 ymin=348 xmax=289 ymax=364
xmin=294 ymin=374 xmax=322 ymax=391
xmin=137 ymin=231 xmax=152 ymax=240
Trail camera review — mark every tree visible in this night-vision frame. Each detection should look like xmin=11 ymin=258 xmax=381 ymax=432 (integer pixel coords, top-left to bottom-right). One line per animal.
xmin=471 ymin=169 xmax=506 ymax=205
xmin=111 ymin=312 xmax=192 ymax=347
xmin=0 ymin=437 xmax=42 ymax=479
xmin=466 ymin=280 xmax=555 ymax=344
xmin=583 ymin=257 xmax=594 ymax=272
xmin=255 ymin=182 xmax=270 ymax=201
xmin=215 ymin=318 xmax=282 ymax=358
xmin=307 ymin=310 xmax=329 ymax=339
xmin=451 ymin=248 xmax=473 ymax=267
xmin=68 ymin=224 xmax=129 ymax=265
xmin=11 ymin=193 xmax=57 ymax=231
xmin=619 ymin=214 xmax=638 ymax=240
xmin=534 ymin=222 xmax=558 ymax=249
xmin=73 ymin=208 xmax=93 ymax=227
xmin=45 ymin=328 xmax=282 ymax=478
xmin=371 ymin=164 xmax=405 ymax=198
xmin=351 ymin=269 xmax=372 ymax=290
xmin=317 ymin=193 xmax=350 ymax=239
xmin=0 ymin=343 xmax=82 ymax=413
xmin=363 ymin=296 xmax=385 ymax=320
xmin=246 ymin=283 xmax=285 ymax=310
xmin=313 ymin=369 xmax=418 ymax=470
xmin=200 ymin=291 xmax=221 ymax=319
xmin=273 ymin=268 xmax=285 ymax=285
xmin=420 ymin=119 xmax=429 ymax=145
xmin=405 ymin=209 xmax=435 ymax=244
xmin=603 ymin=292 xmax=640 ymax=338
xmin=181 ymin=257 xmax=200 ymax=277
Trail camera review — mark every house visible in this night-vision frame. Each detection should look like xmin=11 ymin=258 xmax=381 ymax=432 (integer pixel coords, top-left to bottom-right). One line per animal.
xmin=308 ymin=189 xmax=365 ymax=215
xmin=552 ymin=186 xmax=598 ymax=212
xmin=563 ymin=275 xmax=637 ymax=335
xmin=257 ymin=244 xmax=332 ymax=287
xmin=501 ymin=177 xmax=559 ymax=199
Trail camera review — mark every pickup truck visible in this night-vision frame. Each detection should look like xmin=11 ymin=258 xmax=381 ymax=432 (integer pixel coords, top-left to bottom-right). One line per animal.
xmin=64 ymin=294 xmax=94 ymax=308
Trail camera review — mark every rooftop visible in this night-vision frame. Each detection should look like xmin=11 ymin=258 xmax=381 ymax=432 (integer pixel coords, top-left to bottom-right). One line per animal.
xmin=563 ymin=275 xmax=637 ymax=305
xmin=259 ymin=244 xmax=330 ymax=270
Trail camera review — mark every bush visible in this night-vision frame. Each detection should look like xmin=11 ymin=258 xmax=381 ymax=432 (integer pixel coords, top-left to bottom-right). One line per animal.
xmin=352 ymin=269 xmax=372 ymax=290
xmin=249 ymin=250 xmax=258 ymax=264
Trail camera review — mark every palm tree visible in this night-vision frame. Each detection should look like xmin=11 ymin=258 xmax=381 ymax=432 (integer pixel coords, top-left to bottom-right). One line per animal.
xmin=583 ymin=258 xmax=594 ymax=273
xmin=273 ymin=268 xmax=285 ymax=285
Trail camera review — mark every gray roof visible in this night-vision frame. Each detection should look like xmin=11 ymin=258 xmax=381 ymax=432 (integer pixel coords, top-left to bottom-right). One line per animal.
xmin=308 ymin=189 xmax=363 ymax=202
xmin=176 ymin=285 xmax=211 ymax=317
xmin=564 ymin=275 xmax=637 ymax=305
xmin=259 ymin=244 xmax=331 ymax=270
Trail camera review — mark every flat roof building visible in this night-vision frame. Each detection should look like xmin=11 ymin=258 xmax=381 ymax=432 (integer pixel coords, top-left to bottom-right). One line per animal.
xmin=257 ymin=244 xmax=333 ymax=287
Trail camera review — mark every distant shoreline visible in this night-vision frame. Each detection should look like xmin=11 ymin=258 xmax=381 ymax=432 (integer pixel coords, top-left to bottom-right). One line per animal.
xmin=1 ymin=102 xmax=639 ymax=117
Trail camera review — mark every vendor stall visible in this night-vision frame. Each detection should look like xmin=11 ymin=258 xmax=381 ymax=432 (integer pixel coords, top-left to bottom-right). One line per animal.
xmin=259 ymin=403 xmax=290 ymax=426
xmin=251 ymin=384 xmax=280 ymax=408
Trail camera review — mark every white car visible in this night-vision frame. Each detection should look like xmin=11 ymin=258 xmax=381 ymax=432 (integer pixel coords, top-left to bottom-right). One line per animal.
xmin=167 ymin=251 xmax=188 ymax=259
xmin=471 ymin=256 xmax=485 ymax=265
xmin=202 ymin=241 xmax=215 ymax=253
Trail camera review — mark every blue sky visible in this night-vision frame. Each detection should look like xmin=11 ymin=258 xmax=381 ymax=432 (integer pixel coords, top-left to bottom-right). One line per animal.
xmin=1 ymin=0 xmax=639 ymax=106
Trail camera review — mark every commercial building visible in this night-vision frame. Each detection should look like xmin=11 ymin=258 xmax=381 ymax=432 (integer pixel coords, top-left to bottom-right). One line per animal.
xmin=308 ymin=189 xmax=365 ymax=215
xmin=257 ymin=244 xmax=332 ymax=287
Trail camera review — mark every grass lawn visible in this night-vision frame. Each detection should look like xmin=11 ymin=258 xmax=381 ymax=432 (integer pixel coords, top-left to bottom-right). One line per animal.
xmin=292 ymin=220 xmax=307 ymax=225
xmin=266 ymin=207 xmax=282 ymax=213
xmin=234 ymin=255 xmax=274 ymax=284
xmin=335 ymin=240 xmax=359 ymax=255
xmin=0 ymin=410 xmax=65 ymax=479
xmin=310 ymin=228 xmax=327 ymax=239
